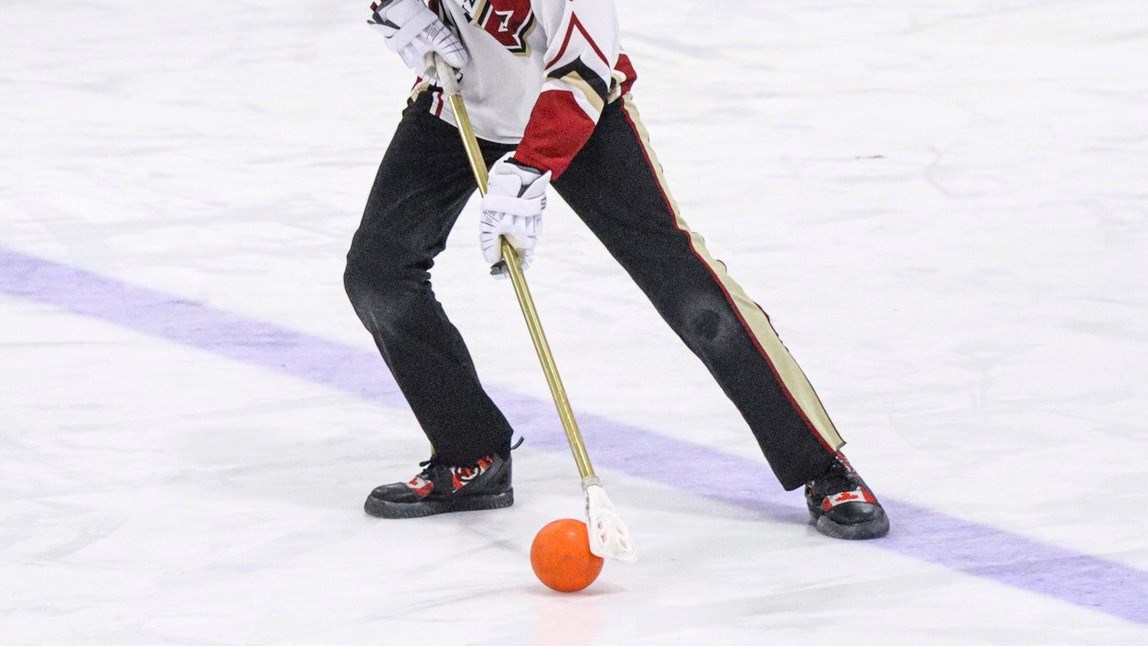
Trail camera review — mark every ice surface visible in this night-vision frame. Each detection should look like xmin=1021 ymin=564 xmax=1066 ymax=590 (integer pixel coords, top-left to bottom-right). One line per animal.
xmin=2 ymin=1 xmax=1147 ymax=644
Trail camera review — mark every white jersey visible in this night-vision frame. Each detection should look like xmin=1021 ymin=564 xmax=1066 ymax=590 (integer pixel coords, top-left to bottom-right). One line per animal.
xmin=415 ymin=0 xmax=636 ymax=177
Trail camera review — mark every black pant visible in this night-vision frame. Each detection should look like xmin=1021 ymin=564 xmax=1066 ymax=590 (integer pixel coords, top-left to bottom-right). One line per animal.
xmin=346 ymin=92 xmax=841 ymax=490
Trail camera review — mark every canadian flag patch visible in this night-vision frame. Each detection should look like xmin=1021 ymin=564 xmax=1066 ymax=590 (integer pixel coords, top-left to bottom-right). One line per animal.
xmin=405 ymin=475 xmax=435 ymax=497
xmin=821 ymin=487 xmax=877 ymax=511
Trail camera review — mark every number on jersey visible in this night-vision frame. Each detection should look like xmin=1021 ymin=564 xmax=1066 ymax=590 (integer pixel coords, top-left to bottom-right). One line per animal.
xmin=461 ymin=0 xmax=535 ymax=55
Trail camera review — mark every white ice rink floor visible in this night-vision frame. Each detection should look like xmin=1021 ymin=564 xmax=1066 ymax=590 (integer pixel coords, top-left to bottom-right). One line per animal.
xmin=3 ymin=1 xmax=1147 ymax=644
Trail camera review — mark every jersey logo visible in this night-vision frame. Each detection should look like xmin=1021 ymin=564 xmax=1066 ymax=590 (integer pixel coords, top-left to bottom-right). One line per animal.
xmin=461 ymin=0 xmax=535 ymax=55
xmin=495 ymin=9 xmax=513 ymax=33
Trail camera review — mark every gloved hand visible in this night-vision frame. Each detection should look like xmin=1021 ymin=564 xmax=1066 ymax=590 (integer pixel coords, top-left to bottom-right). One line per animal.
xmin=480 ymin=155 xmax=552 ymax=272
xmin=369 ymin=0 xmax=468 ymax=73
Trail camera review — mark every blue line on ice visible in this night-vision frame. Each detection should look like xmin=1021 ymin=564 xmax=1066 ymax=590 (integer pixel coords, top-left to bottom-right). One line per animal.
xmin=3 ymin=244 xmax=1145 ymax=625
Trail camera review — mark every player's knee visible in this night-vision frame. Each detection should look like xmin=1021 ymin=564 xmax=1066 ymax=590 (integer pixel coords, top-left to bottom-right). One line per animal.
xmin=676 ymin=294 xmax=741 ymax=353
xmin=343 ymin=233 xmax=410 ymax=288
xmin=690 ymin=308 xmax=724 ymax=342
xmin=343 ymin=251 xmax=414 ymax=334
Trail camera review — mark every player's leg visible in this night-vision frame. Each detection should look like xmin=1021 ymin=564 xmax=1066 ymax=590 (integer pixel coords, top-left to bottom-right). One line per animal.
xmin=345 ymin=92 xmax=517 ymax=517
xmin=552 ymin=96 xmax=888 ymax=538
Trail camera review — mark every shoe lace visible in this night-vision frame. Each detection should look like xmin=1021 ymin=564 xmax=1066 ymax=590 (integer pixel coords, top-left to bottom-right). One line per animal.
xmin=417 ymin=436 xmax=521 ymax=480
xmin=415 ymin=458 xmax=442 ymax=480
xmin=812 ymin=459 xmax=857 ymax=497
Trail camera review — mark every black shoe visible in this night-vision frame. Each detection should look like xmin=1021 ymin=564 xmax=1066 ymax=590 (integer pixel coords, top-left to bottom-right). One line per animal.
xmin=364 ymin=454 xmax=513 ymax=519
xmin=805 ymin=454 xmax=890 ymax=540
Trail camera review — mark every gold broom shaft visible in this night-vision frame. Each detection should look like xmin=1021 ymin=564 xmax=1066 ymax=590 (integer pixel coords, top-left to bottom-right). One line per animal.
xmin=444 ymin=94 xmax=489 ymax=190
xmin=442 ymin=91 xmax=597 ymax=480
xmin=497 ymin=236 xmax=596 ymax=480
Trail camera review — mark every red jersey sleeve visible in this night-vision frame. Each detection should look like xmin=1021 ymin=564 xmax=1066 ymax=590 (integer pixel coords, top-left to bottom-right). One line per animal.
xmin=512 ymin=1 xmax=637 ymax=178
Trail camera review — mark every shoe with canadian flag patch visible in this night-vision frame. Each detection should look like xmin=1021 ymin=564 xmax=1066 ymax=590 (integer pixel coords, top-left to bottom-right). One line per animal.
xmin=364 ymin=453 xmax=513 ymax=519
xmin=804 ymin=454 xmax=890 ymax=540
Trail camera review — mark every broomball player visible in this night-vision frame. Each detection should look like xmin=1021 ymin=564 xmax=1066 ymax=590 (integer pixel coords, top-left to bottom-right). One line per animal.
xmin=344 ymin=0 xmax=890 ymax=540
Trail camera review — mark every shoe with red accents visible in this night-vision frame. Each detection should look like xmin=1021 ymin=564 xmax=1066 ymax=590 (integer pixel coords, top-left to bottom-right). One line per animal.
xmin=365 ymin=454 xmax=513 ymax=519
xmin=805 ymin=454 xmax=889 ymax=540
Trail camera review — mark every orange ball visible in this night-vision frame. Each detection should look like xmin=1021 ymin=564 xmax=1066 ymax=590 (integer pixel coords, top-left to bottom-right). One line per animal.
xmin=530 ymin=519 xmax=605 ymax=593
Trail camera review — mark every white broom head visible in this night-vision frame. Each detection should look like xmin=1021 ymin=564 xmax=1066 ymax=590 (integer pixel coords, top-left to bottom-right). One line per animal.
xmin=583 ymin=478 xmax=636 ymax=562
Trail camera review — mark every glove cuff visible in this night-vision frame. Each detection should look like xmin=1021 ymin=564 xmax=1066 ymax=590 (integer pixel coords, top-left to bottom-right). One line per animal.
xmin=481 ymin=193 xmax=545 ymax=217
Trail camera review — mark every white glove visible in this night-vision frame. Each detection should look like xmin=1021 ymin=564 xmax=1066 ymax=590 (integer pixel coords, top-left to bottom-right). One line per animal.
xmin=369 ymin=0 xmax=468 ymax=73
xmin=480 ymin=155 xmax=551 ymax=272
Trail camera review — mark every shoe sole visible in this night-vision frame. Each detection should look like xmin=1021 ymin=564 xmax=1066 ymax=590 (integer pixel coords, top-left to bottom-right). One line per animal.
xmin=364 ymin=489 xmax=514 ymax=519
xmin=811 ymin=506 xmax=890 ymax=540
